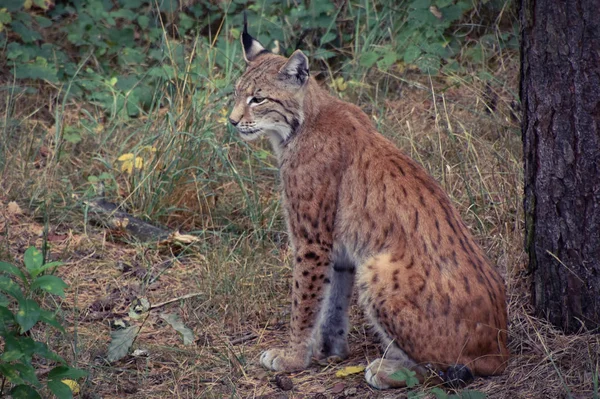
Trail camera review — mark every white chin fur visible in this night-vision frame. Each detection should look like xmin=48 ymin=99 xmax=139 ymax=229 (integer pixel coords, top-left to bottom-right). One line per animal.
xmin=238 ymin=123 xmax=293 ymax=158
xmin=238 ymin=130 xmax=263 ymax=141
xmin=266 ymin=124 xmax=292 ymax=144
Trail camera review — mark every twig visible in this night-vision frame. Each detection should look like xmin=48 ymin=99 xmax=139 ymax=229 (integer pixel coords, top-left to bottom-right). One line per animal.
xmin=81 ymin=311 xmax=127 ymax=322
xmin=83 ymin=198 xmax=170 ymax=242
xmin=150 ymin=292 xmax=204 ymax=309
xmin=229 ymin=333 xmax=258 ymax=345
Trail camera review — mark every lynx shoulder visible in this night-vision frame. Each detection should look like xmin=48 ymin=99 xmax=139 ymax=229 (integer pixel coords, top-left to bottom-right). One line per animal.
xmin=229 ymin=19 xmax=509 ymax=390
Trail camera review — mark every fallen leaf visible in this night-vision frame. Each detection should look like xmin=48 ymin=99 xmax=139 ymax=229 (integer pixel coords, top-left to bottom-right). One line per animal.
xmin=112 ymin=217 xmax=129 ymax=229
xmin=107 ymin=325 xmax=140 ymax=362
xmin=29 ymin=224 xmax=44 ymax=236
xmin=61 ymin=379 xmax=80 ymax=394
xmin=48 ymin=232 xmax=67 ymax=242
xmin=331 ymin=382 xmax=346 ymax=394
xmin=7 ymin=201 xmax=22 ymax=216
xmin=166 ymin=231 xmax=201 ymax=244
xmin=312 ymin=385 xmax=326 ymax=394
xmin=128 ymin=297 xmax=151 ymax=320
xmin=335 ymin=365 xmax=365 ymax=377
xmin=160 ymin=313 xmax=194 ymax=345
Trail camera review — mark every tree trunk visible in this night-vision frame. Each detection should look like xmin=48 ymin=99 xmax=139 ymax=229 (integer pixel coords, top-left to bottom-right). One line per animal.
xmin=521 ymin=0 xmax=600 ymax=333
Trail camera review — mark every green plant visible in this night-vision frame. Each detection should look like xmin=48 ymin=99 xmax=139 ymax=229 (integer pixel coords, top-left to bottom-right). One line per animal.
xmin=0 ymin=247 xmax=87 ymax=398
xmin=389 ymin=367 xmax=487 ymax=399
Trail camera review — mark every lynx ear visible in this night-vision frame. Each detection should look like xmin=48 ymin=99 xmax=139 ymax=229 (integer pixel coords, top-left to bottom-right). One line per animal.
xmin=241 ymin=12 xmax=267 ymax=63
xmin=278 ymin=50 xmax=309 ymax=86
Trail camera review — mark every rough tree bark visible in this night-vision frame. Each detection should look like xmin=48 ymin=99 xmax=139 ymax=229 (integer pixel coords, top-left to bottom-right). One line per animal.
xmin=521 ymin=0 xmax=600 ymax=333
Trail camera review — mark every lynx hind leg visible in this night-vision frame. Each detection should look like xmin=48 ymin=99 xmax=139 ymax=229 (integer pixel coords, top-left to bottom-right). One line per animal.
xmin=365 ymin=329 xmax=430 ymax=389
xmin=358 ymin=254 xmax=477 ymax=390
xmin=357 ymin=254 xmax=429 ymax=389
xmin=313 ymin=249 xmax=356 ymax=363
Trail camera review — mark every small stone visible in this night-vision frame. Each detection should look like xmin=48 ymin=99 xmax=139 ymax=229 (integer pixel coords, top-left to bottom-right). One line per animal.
xmin=275 ymin=374 xmax=294 ymax=391
xmin=343 ymin=387 xmax=357 ymax=396
xmin=331 ymin=382 xmax=346 ymax=394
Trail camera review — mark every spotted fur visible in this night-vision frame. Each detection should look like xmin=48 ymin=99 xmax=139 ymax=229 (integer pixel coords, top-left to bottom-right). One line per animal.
xmin=230 ymin=23 xmax=509 ymax=389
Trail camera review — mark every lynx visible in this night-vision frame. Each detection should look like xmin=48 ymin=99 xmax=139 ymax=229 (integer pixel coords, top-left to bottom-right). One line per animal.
xmin=229 ymin=19 xmax=509 ymax=389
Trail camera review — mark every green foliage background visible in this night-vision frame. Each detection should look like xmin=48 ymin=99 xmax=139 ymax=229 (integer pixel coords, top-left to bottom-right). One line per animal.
xmin=1 ymin=0 xmax=517 ymax=115
xmin=0 ymin=0 xmax=517 ymax=231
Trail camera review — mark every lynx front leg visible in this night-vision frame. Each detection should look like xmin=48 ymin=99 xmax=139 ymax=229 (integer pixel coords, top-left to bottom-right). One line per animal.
xmin=313 ymin=248 xmax=355 ymax=363
xmin=260 ymin=245 xmax=332 ymax=372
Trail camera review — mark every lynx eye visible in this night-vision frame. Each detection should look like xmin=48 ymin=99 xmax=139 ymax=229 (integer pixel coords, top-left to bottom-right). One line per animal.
xmin=248 ymin=96 xmax=267 ymax=106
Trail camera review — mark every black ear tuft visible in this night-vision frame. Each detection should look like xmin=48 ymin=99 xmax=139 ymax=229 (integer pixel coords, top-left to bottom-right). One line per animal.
xmin=241 ymin=11 xmax=268 ymax=63
xmin=242 ymin=11 xmax=252 ymax=52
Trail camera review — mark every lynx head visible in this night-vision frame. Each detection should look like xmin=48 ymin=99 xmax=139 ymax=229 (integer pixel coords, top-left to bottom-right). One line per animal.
xmin=229 ymin=15 xmax=310 ymax=147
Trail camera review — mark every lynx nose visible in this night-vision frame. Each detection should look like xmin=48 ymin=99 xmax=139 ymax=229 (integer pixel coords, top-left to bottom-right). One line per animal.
xmin=229 ymin=117 xmax=239 ymax=127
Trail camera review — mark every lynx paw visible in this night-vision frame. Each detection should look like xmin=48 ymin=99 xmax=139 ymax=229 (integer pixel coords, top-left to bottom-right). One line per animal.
xmin=260 ymin=348 xmax=308 ymax=372
xmin=365 ymin=358 xmax=420 ymax=390
xmin=315 ymin=355 xmax=345 ymax=365
xmin=365 ymin=359 xmax=393 ymax=390
xmin=313 ymin=338 xmax=349 ymax=364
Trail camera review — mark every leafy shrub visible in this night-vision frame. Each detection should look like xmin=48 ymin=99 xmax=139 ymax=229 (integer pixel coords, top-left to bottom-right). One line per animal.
xmin=1 ymin=0 xmax=517 ymax=105
xmin=0 ymin=247 xmax=87 ymax=398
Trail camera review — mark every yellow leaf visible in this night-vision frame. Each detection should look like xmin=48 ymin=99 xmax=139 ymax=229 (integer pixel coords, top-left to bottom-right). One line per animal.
xmin=121 ymin=160 xmax=132 ymax=173
xmin=24 ymin=0 xmax=33 ymax=10
xmin=141 ymin=145 xmax=157 ymax=153
xmin=61 ymin=379 xmax=80 ymax=394
xmin=335 ymin=365 xmax=365 ymax=378
xmin=118 ymin=153 xmax=134 ymax=161
xmin=118 ymin=154 xmax=144 ymax=174
xmin=217 ymin=108 xmax=229 ymax=126
xmin=112 ymin=217 xmax=129 ymax=229
xmin=329 ymin=77 xmax=347 ymax=92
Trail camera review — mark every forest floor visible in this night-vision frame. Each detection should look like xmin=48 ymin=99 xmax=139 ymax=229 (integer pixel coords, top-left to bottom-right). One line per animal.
xmin=1 ymin=49 xmax=599 ymax=399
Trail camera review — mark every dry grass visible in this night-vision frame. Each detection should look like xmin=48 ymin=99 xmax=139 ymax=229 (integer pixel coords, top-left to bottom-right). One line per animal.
xmin=1 ymin=51 xmax=598 ymax=399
